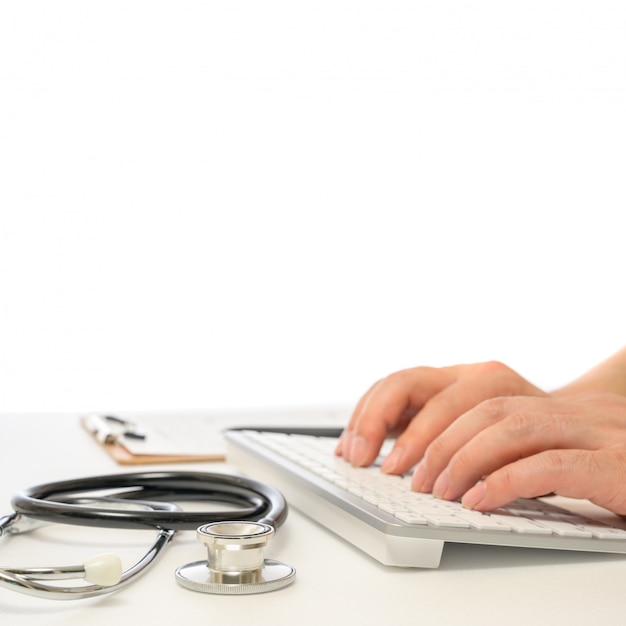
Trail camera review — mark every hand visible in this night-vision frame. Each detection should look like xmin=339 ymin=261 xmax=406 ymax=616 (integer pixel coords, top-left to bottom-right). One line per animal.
xmin=336 ymin=361 xmax=546 ymax=473
xmin=418 ymin=392 xmax=626 ymax=516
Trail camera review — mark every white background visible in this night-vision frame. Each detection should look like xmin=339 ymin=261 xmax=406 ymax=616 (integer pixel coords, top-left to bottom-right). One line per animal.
xmin=0 ymin=1 xmax=624 ymax=414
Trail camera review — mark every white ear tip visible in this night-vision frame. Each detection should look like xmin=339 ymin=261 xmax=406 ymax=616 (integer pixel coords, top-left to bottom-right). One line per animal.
xmin=83 ymin=553 xmax=123 ymax=586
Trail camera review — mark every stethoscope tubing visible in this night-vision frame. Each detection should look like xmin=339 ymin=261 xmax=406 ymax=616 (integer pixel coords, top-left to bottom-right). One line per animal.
xmin=10 ymin=471 xmax=288 ymax=530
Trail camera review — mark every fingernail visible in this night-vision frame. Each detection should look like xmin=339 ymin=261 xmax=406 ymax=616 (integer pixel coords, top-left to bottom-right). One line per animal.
xmin=381 ymin=447 xmax=404 ymax=474
xmin=462 ymin=482 xmax=486 ymax=510
xmin=432 ymin=469 xmax=450 ymax=499
xmin=350 ymin=435 xmax=369 ymax=467
xmin=411 ymin=461 xmax=427 ymax=491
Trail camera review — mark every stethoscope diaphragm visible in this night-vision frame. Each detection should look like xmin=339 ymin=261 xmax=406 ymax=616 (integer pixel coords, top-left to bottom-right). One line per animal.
xmin=175 ymin=521 xmax=296 ymax=595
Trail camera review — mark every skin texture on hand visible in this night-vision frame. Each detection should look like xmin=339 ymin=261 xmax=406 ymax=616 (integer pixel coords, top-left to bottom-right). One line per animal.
xmin=335 ymin=354 xmax=626 ymax=516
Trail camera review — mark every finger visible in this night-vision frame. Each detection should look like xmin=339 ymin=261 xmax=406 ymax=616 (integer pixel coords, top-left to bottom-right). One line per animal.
xmin=335 ymin=379 xmax=382 ymax=457
xmin=338 ymin=366 xmax=458 ymax=467
xmin=385 ymin=361 xmax=546 ymax=476
xmin=462 ymin=449 xmax=626 ymax=516
xmin=418 ymin=396 xmax=567 ymax=495
xmin=335 ymin=377 xmax=418 ymax=456
xmin=411 ymin=396 xmax=512 ymax=492
xmin=429 ymin=396 xmax=620 ymax=501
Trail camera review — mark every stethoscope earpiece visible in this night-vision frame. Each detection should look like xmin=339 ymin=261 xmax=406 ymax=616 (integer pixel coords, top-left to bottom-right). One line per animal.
xmin=82 ymin=553 xmax=123 ymax=586
xmin=175 ymin=521 xmax=296 ymax=595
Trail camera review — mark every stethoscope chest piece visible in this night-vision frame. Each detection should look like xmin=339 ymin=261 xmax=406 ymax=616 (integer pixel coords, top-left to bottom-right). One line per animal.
xmin=175 ymin=521 xmax=295 ymax=595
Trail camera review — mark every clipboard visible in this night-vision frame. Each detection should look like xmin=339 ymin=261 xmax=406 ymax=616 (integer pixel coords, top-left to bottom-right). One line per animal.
xmin=80 ymin=414 xmax=227 ymax=465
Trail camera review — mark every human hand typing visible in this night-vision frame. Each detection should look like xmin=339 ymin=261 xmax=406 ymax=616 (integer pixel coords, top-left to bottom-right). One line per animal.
xmin=335 ymin=358 xmax=626 ymax=516
xmin=336 ymin=361 xmax=547 ymax=472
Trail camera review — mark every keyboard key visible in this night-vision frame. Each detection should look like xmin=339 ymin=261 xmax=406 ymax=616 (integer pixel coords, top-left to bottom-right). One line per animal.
xmin=581 ymin=524 xmax=626 ymax=539
xmin=489 ymin=514 xmax=553 ymax=535
xmin=378 ymin=502 xmax=406 ymax=514
xmin=531 ymin=519 xmax=592 ymax=538
xmin=394 ymin=512 xmax=429 ymax=525
xmin=423 ymin=514 xmax=471 ymax=529
xmin=455 ymin=512 xmax=511 ymax=532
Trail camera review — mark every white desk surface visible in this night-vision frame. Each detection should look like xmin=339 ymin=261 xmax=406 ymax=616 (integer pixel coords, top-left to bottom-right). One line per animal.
xmin=2 ymin=411 xmax=626 ymax=626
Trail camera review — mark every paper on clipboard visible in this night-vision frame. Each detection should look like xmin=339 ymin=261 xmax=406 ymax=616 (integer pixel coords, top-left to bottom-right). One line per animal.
xmin=81 ymin=413 xmax=227 ymax=465
xmin=120 ymin=415 xmax=226 ymax=457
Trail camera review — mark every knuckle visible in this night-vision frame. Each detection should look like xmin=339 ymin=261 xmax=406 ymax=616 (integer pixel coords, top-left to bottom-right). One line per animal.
xmin=499 ymin=409 xmax=565 ymax=440
xmin=493 ymin=462 xmax=517 ymax=492
xmin=539 ymin=449 xmax=593 ymax=487
xmin=500 ymin=410 xmax=534 ymax=437
xmin=475 ymin=396 xmax=510 ymax=418
xmin=473 ymin=360 xmax=528 ymax=396
xmin=423 ymin=391 xmax=454 ymax=414
xmin=423 ymin=436 xmax=447 ymax=463
xmin=586 ymin=450 xmax=626 ymax=510
xmin=540 ymin=449 xmax=570 ymax=473
xmin=385 ymin=366 xmax=427 ymax=384
xmin=356 ymin=419 xmax=388 ymax=442
xmin=474 ymin=360 xmax=510 ymax=377
xmin=447 ymin=446 xmax=475 ymax=479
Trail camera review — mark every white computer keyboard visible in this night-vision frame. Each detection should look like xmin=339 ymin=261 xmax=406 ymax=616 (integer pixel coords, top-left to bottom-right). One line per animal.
xmin=225 ymin=428 xmax=626 ymax=568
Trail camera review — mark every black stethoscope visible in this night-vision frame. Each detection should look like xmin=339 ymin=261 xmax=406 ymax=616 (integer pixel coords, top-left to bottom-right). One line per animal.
xmin=0 ymin=471 xmax=295 ymax=600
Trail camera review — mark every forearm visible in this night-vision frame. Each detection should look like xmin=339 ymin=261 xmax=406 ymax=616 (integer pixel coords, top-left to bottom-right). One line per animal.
xmin=552 ymin=346 xmax=626 ymax=397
